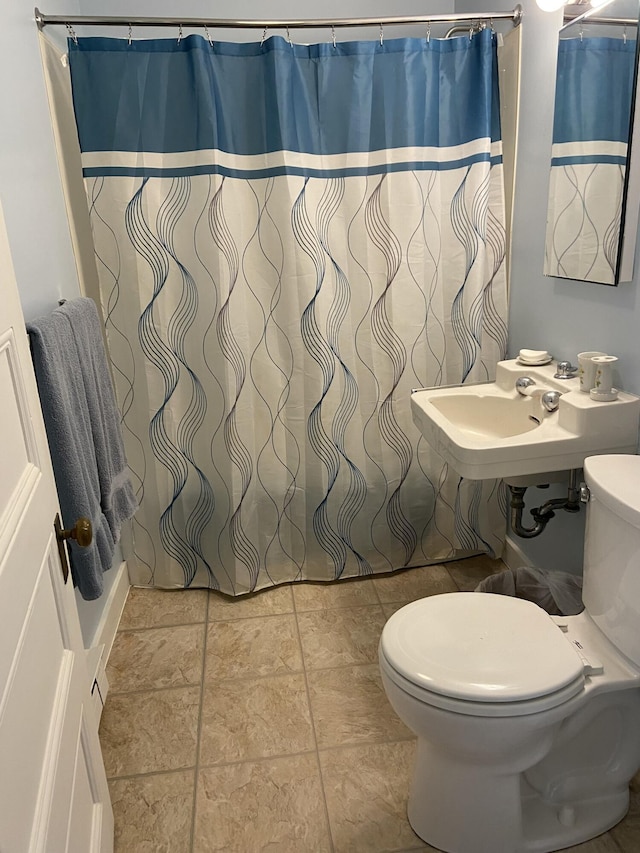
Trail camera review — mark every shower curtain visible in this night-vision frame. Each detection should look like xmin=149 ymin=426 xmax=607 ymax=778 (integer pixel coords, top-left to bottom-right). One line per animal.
xmin=67 ymin=29 xmax=508 ymax=594
xmin=544 ymin=36 xmax=636 ymax=284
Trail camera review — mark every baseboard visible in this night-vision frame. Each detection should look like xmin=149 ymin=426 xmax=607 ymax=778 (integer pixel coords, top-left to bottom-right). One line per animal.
xmin=502 ymin=535 xmax=530 ymax=572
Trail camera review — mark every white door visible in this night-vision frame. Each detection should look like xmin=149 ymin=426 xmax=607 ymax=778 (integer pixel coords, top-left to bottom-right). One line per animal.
xmin=0 ymin=201 xmax=113 ymax=852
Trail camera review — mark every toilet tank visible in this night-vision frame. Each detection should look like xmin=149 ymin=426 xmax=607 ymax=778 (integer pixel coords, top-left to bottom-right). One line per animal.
xmin=582 ymin=454 xmax=640 ymax=666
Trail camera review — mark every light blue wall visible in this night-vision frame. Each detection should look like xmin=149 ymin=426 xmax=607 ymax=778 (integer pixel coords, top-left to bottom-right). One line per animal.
xmin=75 ymin=0 xmax=454 ymax=38
xmin=458 ymin=0 xmax=640 ymax=573
xmin=0 ymin=0 xmax=82 ymax=319
xmin=13 ymin=0 xmax=639 ymax=578
xmin=0 ymin=0 xmax=121 ymax=644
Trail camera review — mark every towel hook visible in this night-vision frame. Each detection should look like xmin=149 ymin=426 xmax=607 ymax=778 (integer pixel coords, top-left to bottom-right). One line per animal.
xmin=177 ymin=23 xmax=183 ymax=43
xmin=65 ymin=22 xmax=78 ymax=45
xmin=331 ymin=25 xmax=337 ymax=49
xmin=380 ymin=24 xmax=384 ymax=45
xmin=204 ymin=24 xmax=213 ymax=47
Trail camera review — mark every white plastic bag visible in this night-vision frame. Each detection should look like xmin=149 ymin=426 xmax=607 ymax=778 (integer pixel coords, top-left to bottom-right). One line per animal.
xmin=475 ymin=566 xmax=583 ymax=616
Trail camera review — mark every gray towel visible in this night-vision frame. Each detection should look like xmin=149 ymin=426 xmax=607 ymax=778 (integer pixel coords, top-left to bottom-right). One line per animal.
xmin=61 ymin=298 xmax=138 ymax=543
xmin=27 ymin=298 xmax=137 ymax=600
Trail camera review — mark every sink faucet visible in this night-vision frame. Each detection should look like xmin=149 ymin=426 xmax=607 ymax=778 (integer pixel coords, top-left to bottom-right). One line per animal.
xmin=554 ymin=361 xmax=578 ymax=380
xmin=516 ymin=377 xmax=562 ymax=412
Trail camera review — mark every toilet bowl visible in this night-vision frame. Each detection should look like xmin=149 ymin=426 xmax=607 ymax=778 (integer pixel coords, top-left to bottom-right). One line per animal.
xmin=379 ymin=454 xmax=640 ymax=853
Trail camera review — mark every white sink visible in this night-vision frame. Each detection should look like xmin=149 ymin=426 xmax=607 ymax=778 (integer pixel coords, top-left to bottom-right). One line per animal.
xmin=411 ymin=359 xmax=640 ymax=479
xmin=429 ymin=394 xmax=542 ymax=439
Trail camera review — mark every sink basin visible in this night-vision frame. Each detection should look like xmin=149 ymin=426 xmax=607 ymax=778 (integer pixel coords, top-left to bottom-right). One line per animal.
xmin=411 ymin=359 xmax=640 ymax=479
xmin=429 ymin=394 xmax=541 ymax=439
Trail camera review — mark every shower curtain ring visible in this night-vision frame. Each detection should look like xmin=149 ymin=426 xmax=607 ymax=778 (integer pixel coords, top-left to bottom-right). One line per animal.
xmin=331 ymin=25 xmax=336 ymax=49
xmin=469 ymin=26 xmax=474 ymax=40
xmin=127 ymin=23 xmax=132 ymax=46
xmin=286 ymin=26 xmax=293 ymax=47
xmin=177 ymin=24 xmax=183 ymax=43
xmin=380 ymin=24 xmax=384 ymax=45
xmin=204 ymin=24 xmax=213 ymax=47
xmin=624 ymin=25 xmax=628 ymax=43
xmin=65 ymin=22 xmax=78 ymax=45
xmin=426 ymin=23 xmax=431 ymax=43
xmin=261 ymin=27 xmax=268 ymax=45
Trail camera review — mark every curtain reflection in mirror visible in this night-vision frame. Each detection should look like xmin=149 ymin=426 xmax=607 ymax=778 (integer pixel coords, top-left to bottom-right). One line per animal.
xmin=544 ymin=35 xmax=635 ymax=284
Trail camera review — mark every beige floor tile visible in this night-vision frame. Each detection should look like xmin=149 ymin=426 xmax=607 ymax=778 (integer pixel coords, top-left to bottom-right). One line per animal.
xmin=372 ymin=564 xmax=457 ymax=604
xmin=194 ymin=753 xmax=332 ymax=852
xmin=308 ymin=664 xmax=413 ymax=749
xmin=107 ymin=624 xmax=205 ymax=692
xmin=293 ymin=577 xmax=379 ymax=611
xmin=564 ymin=834 xmax=625 ymax=852
xmin=208 ymin=583 xmax=294 ymax=621
xmin=109 ymin=769 xmax=195 ymax=853
xmin=396 ymin=849 xmax=436 ymax=852
xmin=381 ymin=601 xmax=413 ymax=619
xmin=319 ymin=740 xmax=425 ymax=853
xmin=99 ymin=686 xmax=200 ymax=778
xmin=297 ymin=605 xmax=386 ymax=670
xmin=445 ymin=554 xmax=506 ymax=591
xmin=199 ymin=673 xmax=315 ymax=766
xmin=611 ymin=769 xmax=640 ymax=851
xmin=613 ymin=822 xmax=640 ymax=852
xmin=205 ymin=614 xmax=302 ymax=680
xmin=118 ymin=587 xmax=208 ymax=631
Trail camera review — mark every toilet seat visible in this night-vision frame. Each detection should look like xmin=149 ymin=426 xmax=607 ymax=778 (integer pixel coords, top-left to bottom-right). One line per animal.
xmin=380 ymin=592 xmax=587 ymax=717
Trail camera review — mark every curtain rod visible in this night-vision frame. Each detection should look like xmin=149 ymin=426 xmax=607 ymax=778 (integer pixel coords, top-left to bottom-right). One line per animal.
xmin=561 ymin=11 xmax=638 ymax=32
xmin=34 ymin=5 xmax=523 ymax=32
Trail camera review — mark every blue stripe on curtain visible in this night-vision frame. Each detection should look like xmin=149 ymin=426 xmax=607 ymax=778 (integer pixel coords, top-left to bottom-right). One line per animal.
xmin=551 ymin=37 xmax=635 ymax=161
xmin=69 ymin=30 xmax=501 ymax=177
xmin=80 ymin=154 xmax=503 ymax=180
xmin=550 ymin=155 xmax=627 ymax=166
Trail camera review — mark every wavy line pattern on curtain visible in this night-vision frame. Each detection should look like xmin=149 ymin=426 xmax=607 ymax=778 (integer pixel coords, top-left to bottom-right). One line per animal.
xmin=544 ymin=36 xmax=636 ymax=284
xmin=70 ymin=30 xmax=508 ymax=593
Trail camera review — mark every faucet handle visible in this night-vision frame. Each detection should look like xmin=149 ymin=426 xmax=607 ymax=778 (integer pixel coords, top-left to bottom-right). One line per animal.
xmin=541 ymin=390 xmax=562 ymax=412
xmin=554 ymin=361 xmax=578 ymax=379
xmin=516 ymin=376 xmax=536 ymax=395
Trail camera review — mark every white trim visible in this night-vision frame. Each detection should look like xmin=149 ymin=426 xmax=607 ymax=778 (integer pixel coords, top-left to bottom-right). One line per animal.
xmin=81 ymin=138 xmax=502 ymax=173
xmin=551 ymin=140 xmax=628 ymax=158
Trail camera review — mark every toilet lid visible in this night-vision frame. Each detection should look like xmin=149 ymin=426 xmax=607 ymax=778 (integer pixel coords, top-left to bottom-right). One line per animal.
xmin=380 ymin=592 xmax=585 ymax=703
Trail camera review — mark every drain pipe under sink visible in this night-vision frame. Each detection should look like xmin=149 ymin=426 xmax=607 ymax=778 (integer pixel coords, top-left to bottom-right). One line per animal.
xmin=508 ymin=469 xmax=581 ymax=538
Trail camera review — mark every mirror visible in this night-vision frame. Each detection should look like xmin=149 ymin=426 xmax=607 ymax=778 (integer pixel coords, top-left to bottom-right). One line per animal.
xmin=544 ymin=1 xmax=640 ymax=285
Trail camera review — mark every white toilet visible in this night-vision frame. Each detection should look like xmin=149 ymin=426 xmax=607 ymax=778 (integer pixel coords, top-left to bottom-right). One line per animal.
xmin=379 ymin=454 xmax=640 ymax=853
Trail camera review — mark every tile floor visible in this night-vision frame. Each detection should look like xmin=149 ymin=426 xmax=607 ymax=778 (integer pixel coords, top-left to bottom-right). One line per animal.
xmin=99 ymin=556 xmax=640 ymax=853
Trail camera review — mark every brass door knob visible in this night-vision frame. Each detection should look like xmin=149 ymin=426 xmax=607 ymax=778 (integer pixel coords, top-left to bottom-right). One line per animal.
xmin=56 ymin=517 xmax=93 ymax=548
